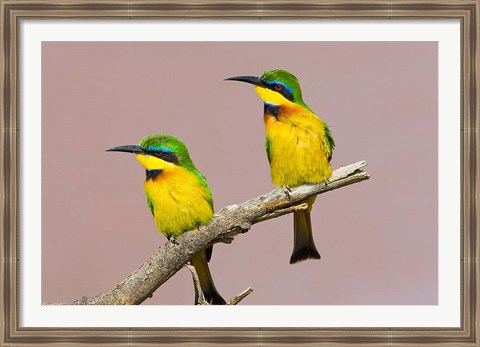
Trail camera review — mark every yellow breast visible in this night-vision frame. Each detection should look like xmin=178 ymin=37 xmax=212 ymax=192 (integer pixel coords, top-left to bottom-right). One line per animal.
xmin=264 ymin=104 xmax=332 ymax=187
xmin=144 ymin=166 xmax=213 ymax=239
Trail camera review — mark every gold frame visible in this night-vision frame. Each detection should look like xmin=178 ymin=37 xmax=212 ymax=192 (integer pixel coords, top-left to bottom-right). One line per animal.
xmin=1 ymin=0 xmax=478 ymax=345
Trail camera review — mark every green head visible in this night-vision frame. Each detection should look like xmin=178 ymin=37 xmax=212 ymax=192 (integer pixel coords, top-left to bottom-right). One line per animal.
xmin=107 ymin=134 xmax=213 ymax=210
xmin=226 ymin=69 xmax=310 ymax=109
xmin=106 ymin=134 xmax=198 ymax=173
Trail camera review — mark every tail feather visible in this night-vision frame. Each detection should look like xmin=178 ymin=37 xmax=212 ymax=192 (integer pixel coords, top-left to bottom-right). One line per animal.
xmin=290 ymin=208 xmax=320 ymax=264
xmin=205 ymin=245 xmax=213 ymax=262
xmin=190 ymin=249 xmax=226 ymax=305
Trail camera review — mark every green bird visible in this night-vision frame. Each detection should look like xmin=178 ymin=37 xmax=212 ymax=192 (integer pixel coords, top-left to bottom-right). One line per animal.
xmin=226 ymin=70 xmax=335 ymax=264
xmin=107 ymin=135 xmax=226 ymax=304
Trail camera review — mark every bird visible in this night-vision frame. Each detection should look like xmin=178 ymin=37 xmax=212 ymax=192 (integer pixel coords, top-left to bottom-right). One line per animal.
xmin=107 ymin=134 xmax=226 ymax=304
xmin=226 ymin=69 xmax=335 ymax=264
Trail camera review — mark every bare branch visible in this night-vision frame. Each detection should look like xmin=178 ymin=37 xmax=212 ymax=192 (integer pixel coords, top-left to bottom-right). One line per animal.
xmin=186 ymin=264 xmax=253 ymax=305
xmin=229 ymin=287 xmax=254 ymax=305
xmin=70 ymin=161 xmax=369 ymax=305
xmin=254 ymin=202 xmax=308 ymax=223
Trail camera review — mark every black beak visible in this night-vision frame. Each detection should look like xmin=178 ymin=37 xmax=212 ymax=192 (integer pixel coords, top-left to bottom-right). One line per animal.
xmin=106 ymin=145 xmax=144 ymax=154
xmin=225 ymin=75 xmax=262 ymax=86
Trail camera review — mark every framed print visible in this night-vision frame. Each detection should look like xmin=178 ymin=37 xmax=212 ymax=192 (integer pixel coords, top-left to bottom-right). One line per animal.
xmin=1 ymin=1 xmax=479 ymax=346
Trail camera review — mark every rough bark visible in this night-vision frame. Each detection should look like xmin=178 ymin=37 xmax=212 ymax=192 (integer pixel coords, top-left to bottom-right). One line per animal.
xmin=71 ymin=161 xmax=369 ymax=305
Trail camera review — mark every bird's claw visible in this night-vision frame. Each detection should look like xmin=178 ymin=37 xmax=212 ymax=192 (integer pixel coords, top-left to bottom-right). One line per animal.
xmin=170 ymin=237 xmax=179 ymax=245
xmin=282 ymin=186 xmax=292 ymax=200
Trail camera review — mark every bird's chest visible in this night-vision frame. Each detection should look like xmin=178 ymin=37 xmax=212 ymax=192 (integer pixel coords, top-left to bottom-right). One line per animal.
xmin=264 ymin=112 xmax=332 ymax=187
xmin=143 ymin=169 xmax=213 ymax=238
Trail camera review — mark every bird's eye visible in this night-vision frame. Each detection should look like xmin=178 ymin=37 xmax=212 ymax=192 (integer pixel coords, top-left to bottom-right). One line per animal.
xmin=148 ymin=150 xmax=162 ymax=158
xmin=274 ymin=84 xmax=283 ymax=91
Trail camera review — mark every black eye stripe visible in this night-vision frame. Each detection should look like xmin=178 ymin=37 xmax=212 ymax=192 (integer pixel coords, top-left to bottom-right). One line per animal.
xmin=147 ymin=150 xmax=179 ymax=164
xmin=159 ymin=152 xmax=179 ymax=164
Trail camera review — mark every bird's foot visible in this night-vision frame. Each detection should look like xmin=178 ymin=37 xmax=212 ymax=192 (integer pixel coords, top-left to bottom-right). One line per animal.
xmin=324 ymin=179 xmax=329 ymax=188
xmin=282 ymin=186 xmax=292 ymax=200
xmin=170 ymin=237 xmax=179 ymax=245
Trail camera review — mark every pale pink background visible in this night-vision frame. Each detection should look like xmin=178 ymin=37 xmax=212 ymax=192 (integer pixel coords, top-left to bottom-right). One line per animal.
xmin=42 ymin=42 xmax=438 ymax=305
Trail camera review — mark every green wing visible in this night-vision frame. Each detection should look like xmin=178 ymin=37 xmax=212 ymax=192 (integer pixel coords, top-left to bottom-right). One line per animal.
xmin=203 ymin=185 xmax=214 ymax=210
xmin=265 ymin=137 xmax=271 ymax=164
xmin=196 ymin=172 xmax=214 ymax=209
xmin=146 ymin=194 xmax=155 ymax=216
xmin=324 ymin=125 xmax=335 ymax=162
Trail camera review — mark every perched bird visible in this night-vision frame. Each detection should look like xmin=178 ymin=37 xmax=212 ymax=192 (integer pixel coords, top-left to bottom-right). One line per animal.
xmin=226 ymin=70 xmax=335 ymax=264
xmin=107 ymin=135 xmax=226 ymax=304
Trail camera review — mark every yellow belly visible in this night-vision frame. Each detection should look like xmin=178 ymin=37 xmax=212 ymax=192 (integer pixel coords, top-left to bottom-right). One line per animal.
xmin=265 ymin=107 xmax=332 ymax=187
xmin=144 ymin=167 xmax=213 ymax=238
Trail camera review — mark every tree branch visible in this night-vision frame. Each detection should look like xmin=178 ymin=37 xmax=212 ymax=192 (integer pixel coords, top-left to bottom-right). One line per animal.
xmin=186 ymin=264 xmax=253 ymax=305
xmin=70 ymin=161 xmax=369 ymax=305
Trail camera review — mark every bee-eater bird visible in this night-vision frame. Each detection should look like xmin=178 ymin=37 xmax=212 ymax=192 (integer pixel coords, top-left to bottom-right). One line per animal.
xmin=226 ymin=70 xmax=335 ymax=264
xmin=107 ymin=135 xmax=226 ymax=305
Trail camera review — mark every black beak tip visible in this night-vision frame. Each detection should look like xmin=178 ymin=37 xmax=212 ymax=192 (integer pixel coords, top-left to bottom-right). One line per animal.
xmin=224 ymin=75 xmax=261 ymax=86
xmin=106 ymin=145 xmax=143 ymax=154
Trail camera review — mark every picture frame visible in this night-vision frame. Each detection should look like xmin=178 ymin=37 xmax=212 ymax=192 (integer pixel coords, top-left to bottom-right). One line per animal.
xmin=1 ymin=0 xmax=478 ymax=345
